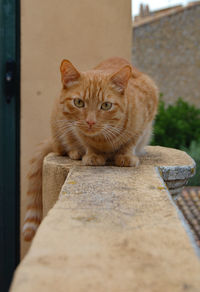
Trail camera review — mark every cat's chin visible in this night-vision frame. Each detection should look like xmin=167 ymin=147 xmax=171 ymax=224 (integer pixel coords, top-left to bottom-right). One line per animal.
xmin=84 ymin=131 xmax=100 ymax=137
xmin=80 ymin=128 xmax=100 ymax=137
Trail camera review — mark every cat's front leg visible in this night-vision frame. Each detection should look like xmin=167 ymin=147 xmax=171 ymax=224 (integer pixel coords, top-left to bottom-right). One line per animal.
xmin=82 ymin=148 xmax=106 ymax=166
xmin=68 ymin=149 xmax=84 ymax=160
xmin=114 ymin=145 xmax=139 ymax=167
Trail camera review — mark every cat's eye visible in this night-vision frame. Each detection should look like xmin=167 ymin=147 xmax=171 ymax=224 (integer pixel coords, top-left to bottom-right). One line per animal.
xmin=74 ymin=98 xmax=85 ymax=108
xmin=101 ymin=102 xmax=112 ymax=111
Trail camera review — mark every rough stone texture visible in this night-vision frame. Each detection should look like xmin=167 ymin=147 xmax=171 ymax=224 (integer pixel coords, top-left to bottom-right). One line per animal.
xmin=42 ymin=146 xmax=195 ymax=216
xmin=159 ymin=164 xmax=196 ymax=199
xmin=11 ymin=146 xmax=200 ymax=292
xmin=42 ymin=155 xmax=70 ymax=217
xmin=132 ymin=3 xmax=200 ymax=107
xmin=42 ymin=153 xmax=84 ymax=217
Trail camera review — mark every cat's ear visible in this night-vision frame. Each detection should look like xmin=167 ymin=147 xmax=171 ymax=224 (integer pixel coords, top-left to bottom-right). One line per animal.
xmin=110 ymin=65 xmax=132 ymax=94
xmin=60 ymin=60 xmax=80 ymax=88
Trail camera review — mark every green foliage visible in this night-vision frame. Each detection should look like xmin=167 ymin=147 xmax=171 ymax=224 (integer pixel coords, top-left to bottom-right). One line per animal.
xmin=151 ymin=97 xmax=200 ymax=185
xmin=181 ymin=141 xmax=200 ymax=186
xmin=151 ymin=98 xmax=200 ymax=148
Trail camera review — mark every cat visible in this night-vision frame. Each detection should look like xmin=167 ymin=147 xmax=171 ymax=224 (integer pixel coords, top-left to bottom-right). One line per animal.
xmin=23 ymin=57 xmax=158 ymax=241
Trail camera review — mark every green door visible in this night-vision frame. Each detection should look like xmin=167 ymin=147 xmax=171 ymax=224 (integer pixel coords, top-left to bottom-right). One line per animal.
xmin=0 ymin=0 xmax=20 ymax=291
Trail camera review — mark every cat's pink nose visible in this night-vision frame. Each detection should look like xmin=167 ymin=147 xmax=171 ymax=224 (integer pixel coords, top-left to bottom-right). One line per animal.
xmin=86 ymin=120 xmax=96 ymax=128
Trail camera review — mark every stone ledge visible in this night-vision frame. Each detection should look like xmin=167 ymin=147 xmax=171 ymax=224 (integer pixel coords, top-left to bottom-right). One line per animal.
xmin=42 ymin=146 xmax=195 ymax=216
xmin=11 ymin=146 xmax=200 ymax=292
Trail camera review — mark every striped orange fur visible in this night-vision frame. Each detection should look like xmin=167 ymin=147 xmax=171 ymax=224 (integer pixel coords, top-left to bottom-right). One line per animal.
xmin=23 ymin=139 xmax=52 ymax=241
xmin=23 ymin=57 xmax=158 ymax=241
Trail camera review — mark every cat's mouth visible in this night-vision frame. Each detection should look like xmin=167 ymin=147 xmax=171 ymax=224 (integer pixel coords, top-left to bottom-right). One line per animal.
xmin=78 ymin=125 xmax=102 ymax=136
xmin=84 ymin=128 xmax=100 ymax=136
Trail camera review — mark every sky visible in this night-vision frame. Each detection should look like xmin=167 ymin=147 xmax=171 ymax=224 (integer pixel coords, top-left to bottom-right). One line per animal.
xmin=131 ymin=0 xmax=198 ymax=16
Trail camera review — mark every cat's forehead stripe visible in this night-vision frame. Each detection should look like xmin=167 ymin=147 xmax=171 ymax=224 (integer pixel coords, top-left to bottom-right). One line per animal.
xmin=83 ymin=78 xmax=105 ymax=102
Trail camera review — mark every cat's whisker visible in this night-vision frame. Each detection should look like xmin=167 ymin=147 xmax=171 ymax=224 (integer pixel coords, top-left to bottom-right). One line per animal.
xmin=109 ymin=125 xmax=134 ymax=136
xmin=102 ymin=130 xmax=114 ymax=149
xmin=54 ymin=126 xmax=75 ymax=140
xmin=102 ymin=128 xmax=118 ymax=150
xmin=107 ymin=127 xmax=134 ymax=146
xmin=54 ymin=119 xmax=75 ymax=125
xmin=104 ymin=128 xmax=117 ymax=140
xmin=60 ymin=128 xmax=74 ymax=138
xmin=108 ymin=125 xmax=140 ymax=143
xmin=54 ymin=123 xmax=73 ymax=131
xmin=53 ymin=124 xmax=75 ymax=134
xmin=106 ymin=126 xmax=121 ymax=136
xmin=54 ymin=125 xmax=72 ymax=132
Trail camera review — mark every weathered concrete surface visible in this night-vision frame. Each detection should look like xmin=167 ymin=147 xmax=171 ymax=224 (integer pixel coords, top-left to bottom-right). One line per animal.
xmin=11 ymin=146 xmax=200 ymax=292
xmin=42 ymin=155 xmax=70 ymax=217
xmin=42 ymin=146 xmax=195 ymax=217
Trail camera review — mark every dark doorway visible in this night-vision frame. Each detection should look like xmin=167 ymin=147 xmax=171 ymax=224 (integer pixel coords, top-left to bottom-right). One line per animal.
xmin=0 ymin=0 xmax=20 ymax=291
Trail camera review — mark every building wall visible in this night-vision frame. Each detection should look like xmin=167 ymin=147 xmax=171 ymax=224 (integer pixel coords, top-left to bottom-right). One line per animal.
xmin=132 ymin=4 xmax=200 ymax=107
xmin=21 ymin=0 xmax=132 ymax=257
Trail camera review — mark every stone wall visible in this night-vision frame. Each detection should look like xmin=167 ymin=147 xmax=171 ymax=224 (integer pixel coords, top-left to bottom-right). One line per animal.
xmin=10 ymin=147 xmax=200 ymax=292
xmin=132 ymin=3 xmax=200 ymax=107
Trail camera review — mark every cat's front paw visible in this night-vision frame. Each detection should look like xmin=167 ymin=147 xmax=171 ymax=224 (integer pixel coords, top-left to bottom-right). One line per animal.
xmin=68 ymin=150 xmax=83 ymax=160
xmin=82 ymin=153 xmax=106 ymax=166
xmin=114 ymin=154 xmax=139 ymax=167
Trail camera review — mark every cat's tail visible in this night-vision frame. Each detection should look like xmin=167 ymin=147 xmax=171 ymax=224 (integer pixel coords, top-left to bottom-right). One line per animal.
xmin=23 ymin=139 xmax=53 ymax=241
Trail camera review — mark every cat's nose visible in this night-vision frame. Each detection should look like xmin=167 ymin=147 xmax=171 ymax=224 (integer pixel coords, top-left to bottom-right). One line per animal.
xmin=86 ymin=120 xmax=96 ymax=128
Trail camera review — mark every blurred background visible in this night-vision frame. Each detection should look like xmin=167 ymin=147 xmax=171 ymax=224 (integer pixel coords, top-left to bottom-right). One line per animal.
xmin=131 ymin=0 xmax=200 ymax=187
xmin=0 ymin=0 xmax=199 ymax=291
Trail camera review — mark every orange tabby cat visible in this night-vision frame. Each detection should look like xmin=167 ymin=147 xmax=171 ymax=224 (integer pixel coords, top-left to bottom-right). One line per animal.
xmin=23 ymin=57 xmax=158 ymax=241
